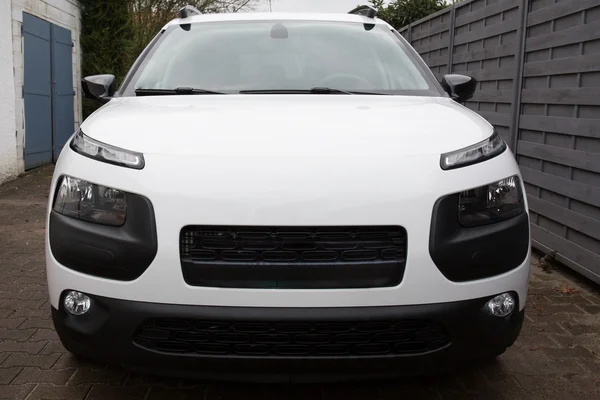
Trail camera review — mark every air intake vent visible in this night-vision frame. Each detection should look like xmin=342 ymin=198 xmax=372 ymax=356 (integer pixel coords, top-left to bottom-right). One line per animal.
xmin=180 ymin=226 xmax=407 ymax=289
xmin=134 ymin=318 xmax=449 ymax=358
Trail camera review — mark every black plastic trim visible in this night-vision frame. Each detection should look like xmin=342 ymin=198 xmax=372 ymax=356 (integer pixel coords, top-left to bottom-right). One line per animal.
xmin=134 ymin=314 xmax=450 ymax=357
xmin=180 ymin=225 xmax=407 ymax=289
xmin=182 ymin=261 xmax=404 ymax=289
xmin=49 ymin=193 xmax=158 ymax=281
xmin=348 ymin=5 xmax=377 ymax=18
xmin=52 ymin=292 xmax=524 ymax=382
xmin=429 ymin=193 xmax=530 ymax=282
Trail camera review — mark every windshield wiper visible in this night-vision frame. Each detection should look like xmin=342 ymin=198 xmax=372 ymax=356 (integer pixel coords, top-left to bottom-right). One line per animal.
xmin=135 ymin=87 xmax=225 ymax=96
xmin=240 ymin=87 xmax=383 ymax=95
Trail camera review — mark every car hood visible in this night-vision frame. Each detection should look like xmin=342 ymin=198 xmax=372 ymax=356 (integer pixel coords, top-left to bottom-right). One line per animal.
xmin=81 ymin=95 xmax=493 ymax=156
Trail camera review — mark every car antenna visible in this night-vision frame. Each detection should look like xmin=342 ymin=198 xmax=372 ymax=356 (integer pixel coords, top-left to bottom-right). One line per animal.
xmin=178 ymin=5 xmax=201 ymax=19
xmin=348 ymin=5 xmax=378 ymax=19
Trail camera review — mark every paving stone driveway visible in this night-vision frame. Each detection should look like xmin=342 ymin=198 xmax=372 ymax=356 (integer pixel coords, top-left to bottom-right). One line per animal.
xmin=0 ymin=166 xmax=599 ymax=400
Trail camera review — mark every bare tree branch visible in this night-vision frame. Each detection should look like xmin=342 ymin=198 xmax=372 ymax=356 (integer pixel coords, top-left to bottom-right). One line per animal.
xmin=128 ymin=0 xmax=262 ymax=54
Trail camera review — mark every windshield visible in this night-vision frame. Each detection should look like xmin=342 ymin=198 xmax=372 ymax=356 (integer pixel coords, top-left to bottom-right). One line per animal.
xmin=122 ymin=20 xmax=443 ymax=96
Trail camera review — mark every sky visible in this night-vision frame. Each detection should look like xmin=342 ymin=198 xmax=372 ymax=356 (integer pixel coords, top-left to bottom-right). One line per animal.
xmin=255 ymin=0 xmax=384 ymax=13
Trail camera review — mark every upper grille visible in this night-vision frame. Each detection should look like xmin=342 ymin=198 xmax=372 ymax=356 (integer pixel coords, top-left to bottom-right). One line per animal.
xmin=133 ymin=318 xmax=450 ymax=358
xmin=180 ymin=226 xmax=407 ymax=289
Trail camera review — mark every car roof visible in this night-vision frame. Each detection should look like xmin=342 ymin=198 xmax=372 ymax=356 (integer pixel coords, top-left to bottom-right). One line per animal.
xmin=163 ymin=12 xmax=392 ymax=29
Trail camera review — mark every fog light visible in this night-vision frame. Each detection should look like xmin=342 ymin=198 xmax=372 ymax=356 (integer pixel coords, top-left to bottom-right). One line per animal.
xmin=486 ymin=293 xmax=515 ymax=317
xmin=64 ymin=291 xmax=91 ymax=315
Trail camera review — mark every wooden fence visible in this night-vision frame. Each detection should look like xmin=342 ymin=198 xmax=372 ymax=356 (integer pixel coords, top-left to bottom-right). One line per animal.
xmin=399 ymin=0 xmax=600 ymax=283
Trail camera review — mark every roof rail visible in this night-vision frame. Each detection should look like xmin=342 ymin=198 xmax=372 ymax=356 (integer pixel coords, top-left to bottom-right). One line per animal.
xmin=348 ymin=5 xmax=378 ymax=19
xmin=178 ymin=5 xmax=201 ymax=19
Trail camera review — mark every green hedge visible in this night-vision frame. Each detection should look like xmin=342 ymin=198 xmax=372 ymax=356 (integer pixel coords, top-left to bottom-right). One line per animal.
xmin=370 ymin=0 xmax=446 ymax=29
xmin=80 ymin=0 xmax=134 ymax=118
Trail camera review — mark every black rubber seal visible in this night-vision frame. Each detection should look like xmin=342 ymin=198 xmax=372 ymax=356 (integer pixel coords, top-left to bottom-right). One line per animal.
xmin=49 ymin=192 xmax=157 ymax=281
xmin=429 ymin=193 xmax=530 ymax=282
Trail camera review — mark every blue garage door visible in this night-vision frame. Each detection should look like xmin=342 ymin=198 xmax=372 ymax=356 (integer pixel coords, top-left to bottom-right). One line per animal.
xmin=23 ymin=14 xmax=52 ymax=169
xmin=22 ymin=13 xmax=74 ymax=170
xmin=51 ymin=24 xmax=75 ymax=160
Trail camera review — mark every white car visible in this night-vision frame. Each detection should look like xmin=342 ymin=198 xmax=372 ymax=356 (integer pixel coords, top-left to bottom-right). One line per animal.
xmin=46 ymin=5 xmax=531 ymax=381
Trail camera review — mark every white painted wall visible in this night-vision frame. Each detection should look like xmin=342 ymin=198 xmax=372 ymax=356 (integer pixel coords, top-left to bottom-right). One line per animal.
xmin=0 ymin=0 xmax=18 ymax=185
xmin=9 ymin=0 xmax=81 ymax=175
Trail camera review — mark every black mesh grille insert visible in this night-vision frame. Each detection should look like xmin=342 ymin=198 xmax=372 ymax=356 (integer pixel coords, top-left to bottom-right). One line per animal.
xmin=180 ymin=226 xmax=407 ymax=289
xmin=133 ymin=318 xmax=450 ymax=357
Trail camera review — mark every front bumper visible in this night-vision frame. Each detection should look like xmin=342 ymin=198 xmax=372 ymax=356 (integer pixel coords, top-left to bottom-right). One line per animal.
xmin=53 ymin=293 xmax=524 ymax=382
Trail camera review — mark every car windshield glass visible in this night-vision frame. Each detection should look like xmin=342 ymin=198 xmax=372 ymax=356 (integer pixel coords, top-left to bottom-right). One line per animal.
xmin=125 ymin=20 xmax=442 ymax=96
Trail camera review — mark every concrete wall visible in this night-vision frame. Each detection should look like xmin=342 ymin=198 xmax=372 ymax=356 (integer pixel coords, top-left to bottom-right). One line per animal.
xmin=0 ymin=0 xmax=18 ymax=185
xmin=10 ymin=0 xmax=81 ymax=174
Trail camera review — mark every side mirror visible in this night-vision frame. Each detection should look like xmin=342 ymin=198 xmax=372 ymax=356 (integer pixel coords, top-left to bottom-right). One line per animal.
xmin=441 ymin=74 xmax=477 ymax=103
xmin=82 ymin=74 xmax=116 ymax=102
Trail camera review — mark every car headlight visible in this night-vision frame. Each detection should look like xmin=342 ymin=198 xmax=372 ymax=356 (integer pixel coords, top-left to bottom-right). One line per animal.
xmin=441 ymin=132 xmax=506 ymax=170
xmin=53 ymin=176 xmax=127 ymax=226
xmin=70 ymin=130 xmax=145 ymax=169
xmin=459 ymin=176 xmax=525 ymax=227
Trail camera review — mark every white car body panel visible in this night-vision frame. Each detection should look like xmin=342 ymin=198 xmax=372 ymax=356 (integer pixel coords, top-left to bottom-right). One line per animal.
xmin=46 ymin=96 xmax=530 ymax=311
xmin=82 ymin=96 xmax=492 ymax=157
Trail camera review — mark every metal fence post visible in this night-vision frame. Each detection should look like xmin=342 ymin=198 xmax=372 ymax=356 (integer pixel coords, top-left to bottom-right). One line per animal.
xmin=510 ymin=0 xmax=530 ymax=153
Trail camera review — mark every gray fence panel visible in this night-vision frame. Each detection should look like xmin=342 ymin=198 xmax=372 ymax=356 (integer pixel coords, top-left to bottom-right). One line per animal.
xmin=453 ymin=0 xmax=524 ymax=147
xmin=409 ymin=8 xmax=454 ymax=80
xmin=399 ymin=0 xmax=600 ymax=283
xmin=518 ymin=0 xmax=600 ymax=282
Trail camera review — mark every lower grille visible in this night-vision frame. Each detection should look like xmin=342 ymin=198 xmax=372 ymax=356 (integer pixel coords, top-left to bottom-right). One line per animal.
xmin=133 ymin=318 xmax=450 ymax=357
xmin=180 ymin=225 xmax=407 ymax=289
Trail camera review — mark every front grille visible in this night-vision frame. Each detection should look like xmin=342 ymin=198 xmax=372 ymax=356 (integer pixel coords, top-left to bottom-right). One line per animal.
xmin=133 ymin=318 xmax=450 ymax=357
xmin=180 ymin=226 xmax=407 ymax=289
